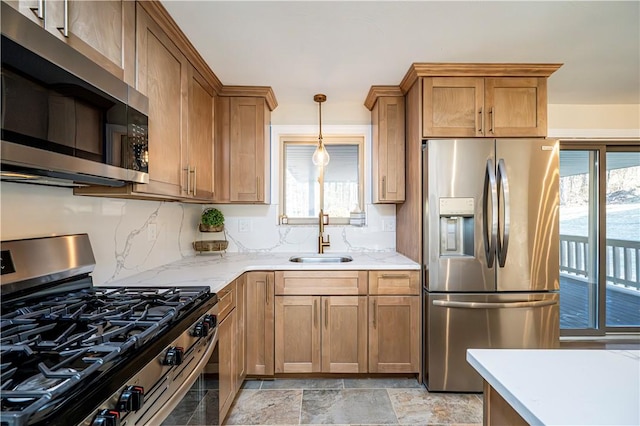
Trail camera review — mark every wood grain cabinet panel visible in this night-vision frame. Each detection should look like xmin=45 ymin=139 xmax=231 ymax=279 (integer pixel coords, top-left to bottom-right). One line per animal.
xmin=423 ymin=76 xmax=547 ymax=138
xmin=218 ymin=309 xmax=235 ymax=422
xmin=369 ymin=270 xmax=419 ymax=295
xmin=214 ymin=96 xmax=271 ymax=203
xmin=132 ymin=4 xmax=186 ymax=198
xmin=368 ymin=295 xmax=420 ymax=373
xmin=372 ymin=95 xmax=405 ymax=203
xmin=275 ymin=295 xmax=321 ymax=373
xmin=275 ymin=295 xmax=367 ymax=374
xmin=321 ymin=295 xmax=367 ymax=373
xmin=5 ymin=0 xmax=135 ymax=84
xmin=235 ymin=274 xmax=247 ymax=390
xmin=246 ymin=272 xmax=275 ymax=376
xmin=423 ymin=77 xmax=484 ymax=137
xmin=275 ymin=270 xmax=367 ymax=295
xmin=185 ymin=67 xmax=214 ymax=201
xmin=485 ymin=77 xmax=547 ymax=137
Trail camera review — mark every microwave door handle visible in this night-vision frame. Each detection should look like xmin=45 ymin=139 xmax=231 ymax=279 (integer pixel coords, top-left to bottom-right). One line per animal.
xmin=497 ymin=159 xmax=510 ymax=267
xmin=483 ymin=159 xmax=498 ymax=268
xmin=433 ymin=299 xmax=557 ymax=309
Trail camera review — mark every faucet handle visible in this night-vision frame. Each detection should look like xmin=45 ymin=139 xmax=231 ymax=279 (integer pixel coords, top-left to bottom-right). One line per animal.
xmin=322 ymin=213 xmax=329 ymax=225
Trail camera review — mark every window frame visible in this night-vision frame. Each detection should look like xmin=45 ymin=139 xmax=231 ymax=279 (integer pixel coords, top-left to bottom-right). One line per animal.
xmin=279 ymin=134 xmax=365 ymax=225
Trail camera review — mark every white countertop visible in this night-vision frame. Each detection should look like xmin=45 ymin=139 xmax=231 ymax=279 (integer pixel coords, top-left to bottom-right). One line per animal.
xmin=467 ymin=349 xmax=640 ymax=426
xmin=106 ymin=252 xmax=420 ymax=293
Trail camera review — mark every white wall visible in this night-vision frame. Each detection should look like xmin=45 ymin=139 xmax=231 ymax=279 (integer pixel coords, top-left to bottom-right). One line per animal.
xmin=548 ymin=104 xmax=640 ymax=138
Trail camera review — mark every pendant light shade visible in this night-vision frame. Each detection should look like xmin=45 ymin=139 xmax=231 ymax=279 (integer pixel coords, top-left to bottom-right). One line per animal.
xmin=312 ymin=94 xmax=330 ymax=166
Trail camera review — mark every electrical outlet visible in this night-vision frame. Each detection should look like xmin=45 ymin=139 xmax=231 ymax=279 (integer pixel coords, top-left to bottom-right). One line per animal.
xmin=147 ymin=222 xmax=157 ymax=241
xmin=382 ymin=219 xmax=396 ymax=232
xmin=238 ymin=219 xmax=253 ymax=233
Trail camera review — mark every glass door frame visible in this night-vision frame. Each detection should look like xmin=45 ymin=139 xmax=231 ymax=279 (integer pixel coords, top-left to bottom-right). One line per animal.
xmin=560 ymin=139 xmax=640 ymax=337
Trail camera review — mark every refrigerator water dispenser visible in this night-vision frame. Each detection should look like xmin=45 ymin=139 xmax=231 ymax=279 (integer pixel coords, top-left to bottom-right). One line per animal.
xmin=439 ymin=198 xmax=474 ymax=257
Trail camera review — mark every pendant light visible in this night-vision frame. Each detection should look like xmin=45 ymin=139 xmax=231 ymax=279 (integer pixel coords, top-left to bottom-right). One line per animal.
xmin=312 ymin=94 xmax=330 ymax=166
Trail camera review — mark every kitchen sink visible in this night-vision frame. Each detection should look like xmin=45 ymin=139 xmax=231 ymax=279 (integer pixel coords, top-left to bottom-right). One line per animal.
xmin=289 ymin=255 xmax=353 ymax=263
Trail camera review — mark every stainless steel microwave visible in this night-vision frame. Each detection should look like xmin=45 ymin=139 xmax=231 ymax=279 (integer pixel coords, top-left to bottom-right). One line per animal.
xmin=0 ymin=3 xmax=149 ymax=187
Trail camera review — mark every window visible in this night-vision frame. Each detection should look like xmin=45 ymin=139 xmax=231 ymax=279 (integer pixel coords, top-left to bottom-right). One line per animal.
xmin=559 ymin=142 xmax=640 ymax=335
xmin=280 ymin=136 xmax=364 ymax=225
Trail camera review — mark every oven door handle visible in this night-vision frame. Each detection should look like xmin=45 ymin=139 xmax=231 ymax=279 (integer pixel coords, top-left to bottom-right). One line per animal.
xmin=144 ymin=328 xmax=218 ymax=425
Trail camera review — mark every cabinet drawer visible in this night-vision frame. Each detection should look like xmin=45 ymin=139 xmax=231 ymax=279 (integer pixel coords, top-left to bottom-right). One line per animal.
xmin=275 ymin=271 xmax=367 ymax=295
xmin=218 ymin=281 xmax=236 ymax=320
xmin=368 ymin=270 xmax=419 ymax=295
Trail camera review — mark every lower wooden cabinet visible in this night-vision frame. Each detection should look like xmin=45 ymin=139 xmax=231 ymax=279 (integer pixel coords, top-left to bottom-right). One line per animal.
xmin=275 ymin=295 xmax=367 ymax=373
xmin=246 ymin=272 xmax=274 ymax=375
xmin=235 ymin=273 xmax=247 ymax=389
xmin=218 ymin=308 xmax=235 ymax=421
xmin=368 ymin=295 xmax=420 ymax=373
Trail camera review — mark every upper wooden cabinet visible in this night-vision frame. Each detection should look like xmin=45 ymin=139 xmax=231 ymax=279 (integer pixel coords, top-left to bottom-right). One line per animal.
xmin=185 ymin=67 xmax=215 ymax=201
xmin=394 ymin=63 xmax=562 ymax=139
xmin=423 ymin=76 xmax=548 ymax=138
xmin=214 ymin=89 xmax=277 ymax=204
xmin=4 ymin=0 xmax=135 ymax=85
xmin=366 ymin=87 xmax=405 ymax=203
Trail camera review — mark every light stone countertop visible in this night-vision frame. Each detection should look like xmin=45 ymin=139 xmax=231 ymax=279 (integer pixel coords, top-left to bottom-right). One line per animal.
xmin=105 ymin=252 xmax=420 ymax=294
xmin=467 ymin=349 xmax=640 ymax=426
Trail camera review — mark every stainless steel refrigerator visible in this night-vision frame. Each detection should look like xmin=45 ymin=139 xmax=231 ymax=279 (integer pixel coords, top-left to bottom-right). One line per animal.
xmin=422 ymin=138 xmax=560 ymax=392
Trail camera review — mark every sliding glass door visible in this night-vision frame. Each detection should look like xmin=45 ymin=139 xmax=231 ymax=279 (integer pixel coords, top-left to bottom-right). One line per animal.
xmin=559 ymin=142 xmax=640 ymax=335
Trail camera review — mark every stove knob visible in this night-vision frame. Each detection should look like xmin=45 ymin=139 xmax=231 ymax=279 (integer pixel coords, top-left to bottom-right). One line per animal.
xmin=163 ymin=346 xmax=184 ymax=365
xmin=91 ymin=409 xmax=120 ymax=426
xmin=117 ymin=385 xmax=144 ymax=412
xmin=203 ymin=314 xmax=217 ymax=329
xmin=193 ymin=320 xmax=209 ymax=337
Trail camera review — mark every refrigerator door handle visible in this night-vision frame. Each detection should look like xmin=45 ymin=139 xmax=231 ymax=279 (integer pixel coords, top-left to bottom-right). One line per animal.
xmin=432 ymin=299 xmax=557 ymax=309
xmin=483 ymin=159 xmax=498 ymax=267
xmin=497 ymin=159 xmax=510 ymax=267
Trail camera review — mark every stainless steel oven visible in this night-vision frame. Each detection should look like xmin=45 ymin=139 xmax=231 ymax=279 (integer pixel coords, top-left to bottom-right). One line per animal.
xmin=0 ymin=234 xmax=218 ymax=426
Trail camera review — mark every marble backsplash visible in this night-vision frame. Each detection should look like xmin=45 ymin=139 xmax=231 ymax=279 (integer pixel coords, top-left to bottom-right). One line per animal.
xmin=1 ymin=182 xmax=396 ymax=285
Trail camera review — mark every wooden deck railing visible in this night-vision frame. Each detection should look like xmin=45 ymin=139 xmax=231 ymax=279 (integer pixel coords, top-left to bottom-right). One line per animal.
xmin=560 ymin=234 xmax=640 ymax=291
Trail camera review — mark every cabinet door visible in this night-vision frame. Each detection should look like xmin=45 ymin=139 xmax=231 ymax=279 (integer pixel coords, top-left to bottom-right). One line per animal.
xmin=485 ymin=77 xmax=547 ymax=137
xmin=134 ymin=4 xmax=186 ymax=198
xmin=321 ymin=296 xmax=367 ymax=373
xmin=246 ymin=272 xmax=274 ymax=375
xmin=4 ymin=0 xmax=47 ymax=26
xmin=423 ymin=77 xmax=484 ymax=138
xmin=229 ymin=97 xmax=269 ymax=203
xmin=51 ymin=0 xmax=134 ymax=84
xmin=275 ymin=295 xmax=321 ymax=373
xmin=235 ymin=274 xmax=247 ymax=389
xmin=218 ymin=309 xmax=235 ymax=422
xmin=369 ymin=296 xmax=420 ymax=373
xmin=186 ymin=67 xmax=214 ymax=201
xmin=372 ymin=96 xmax=405 ymax=203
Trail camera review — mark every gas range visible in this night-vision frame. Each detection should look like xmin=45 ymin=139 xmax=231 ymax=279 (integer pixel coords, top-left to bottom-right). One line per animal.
xmin=0 ymin=235 xmax=219 ymax=426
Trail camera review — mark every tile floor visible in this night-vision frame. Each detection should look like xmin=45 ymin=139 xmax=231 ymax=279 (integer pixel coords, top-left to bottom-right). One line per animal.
xmin=163 ymin=377 xmax=483 ymax=426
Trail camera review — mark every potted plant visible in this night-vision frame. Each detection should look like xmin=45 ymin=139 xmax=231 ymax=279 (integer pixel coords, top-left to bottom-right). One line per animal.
xmin=199 ymin=208 xmax=224 ymax=232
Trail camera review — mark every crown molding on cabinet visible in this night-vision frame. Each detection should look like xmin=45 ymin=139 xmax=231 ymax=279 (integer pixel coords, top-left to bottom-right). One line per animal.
xmin=138 ymin=0 xmax=224 ymax=95
xmin=218 ymin=86 xmax=278 ymax=111
xmin=399 ymin=62 xmax=563 ymax=94
xmin=364 ymin=86 xmax=404 ymax=111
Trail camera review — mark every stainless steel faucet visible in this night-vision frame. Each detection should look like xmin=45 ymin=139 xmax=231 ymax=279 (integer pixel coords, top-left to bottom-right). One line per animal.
xmin=318 ymin=209 xmax=330 ymax=253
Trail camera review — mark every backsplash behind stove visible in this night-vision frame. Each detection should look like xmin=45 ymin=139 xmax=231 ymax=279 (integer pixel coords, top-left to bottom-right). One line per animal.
xmin=1 ymin=183 xmax=396 ymax=286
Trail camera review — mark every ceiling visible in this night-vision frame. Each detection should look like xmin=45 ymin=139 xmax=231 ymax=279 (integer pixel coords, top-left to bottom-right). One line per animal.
xmin=161 ymin=1 xmax=640 ymax=119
